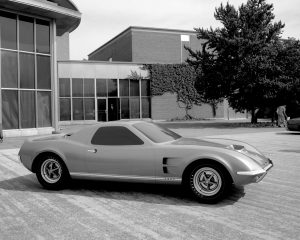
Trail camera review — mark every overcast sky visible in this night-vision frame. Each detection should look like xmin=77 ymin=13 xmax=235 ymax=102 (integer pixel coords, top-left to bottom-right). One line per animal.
xmin=70 ymin=0 xmax=300 ymax=60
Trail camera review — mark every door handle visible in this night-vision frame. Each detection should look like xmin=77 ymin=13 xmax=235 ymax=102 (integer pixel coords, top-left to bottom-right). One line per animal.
xmin=87 ymin=149 xmax=97 ymax=153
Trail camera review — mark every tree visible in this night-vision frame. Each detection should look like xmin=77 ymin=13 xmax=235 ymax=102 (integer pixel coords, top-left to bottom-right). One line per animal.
xmin=274 ymin=39 xmax=300 ymax=117
xmin=187 ymin=0 xmax=285 ymax=123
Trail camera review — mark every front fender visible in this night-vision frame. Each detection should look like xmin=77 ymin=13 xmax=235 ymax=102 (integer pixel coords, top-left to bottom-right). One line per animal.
xmin=180 ymin=149 xmax=263 ymax=185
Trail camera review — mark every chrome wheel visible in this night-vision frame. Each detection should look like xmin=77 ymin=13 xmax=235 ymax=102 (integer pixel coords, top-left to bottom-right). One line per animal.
xmin=41 ymin=159 xmax=62 ymax=184
xmin=193 ymin=167 xmax=222 ymax=197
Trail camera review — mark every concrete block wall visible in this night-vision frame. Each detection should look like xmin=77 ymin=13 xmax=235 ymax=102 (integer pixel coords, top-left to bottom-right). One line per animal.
xmin=89 ymin=32 xmax=132 ymax=62
xmin=151 ymin=92 xmax=224 ymax=120
xmin=56 ymin=33 xmax=70 ymax=60
xmin=132 ymin=31 xmax=202 ymax=63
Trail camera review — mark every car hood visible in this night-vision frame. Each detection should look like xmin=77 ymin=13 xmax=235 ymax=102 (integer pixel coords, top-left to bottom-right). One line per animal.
xmin=171 ymin=137 xmax=269 ymax=168
xmin=288 ymin=117 xmax=300 ymax=124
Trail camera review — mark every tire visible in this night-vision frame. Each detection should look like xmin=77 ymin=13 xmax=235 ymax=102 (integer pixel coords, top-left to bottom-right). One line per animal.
xmin=36 ymin=155 xmax=69 ymax=190
xmin=187 ymin=163 xmax=229 ymax=203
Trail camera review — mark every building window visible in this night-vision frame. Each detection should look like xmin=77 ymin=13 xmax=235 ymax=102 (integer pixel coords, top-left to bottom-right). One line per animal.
xmin=59 ymin=78 xmax=95 ymax=121
xmin=36 ymin=19 xmax=50 ymax=54
xmin=1 ymin=50 xmax=18 ymax=88
xmin=59 ymin=98 xmax=71 ymax=121
xmin=96 ymin=79 xmax=107 ymax=97
xmin=37 ymin=55 xmax=51 ymax=89
xmin=59 ymin=78 xmax=151 ymax=122
xmin=0 ymin=11 xmax=52 ymax=130
xmin=2 ymin=90 xmax=19 ymax=129
xmin=0 ymin=11 xmax=17 ymax=50
xmin=107 ymin=79 xmax=117 ymax=97
xmin=37 ymin=91 xmax=52 ymax=127
xmin=19 ymin=16 xmax=34 ymax=52
xmin=20 ymin=53 xmax=35 ymax=89
xmin=141 ymin=80 xmax=151 ymax=118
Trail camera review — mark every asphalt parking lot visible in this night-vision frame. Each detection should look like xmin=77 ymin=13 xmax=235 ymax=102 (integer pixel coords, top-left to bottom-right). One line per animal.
xmin=0 ymin=124 xmax=299 ymax=240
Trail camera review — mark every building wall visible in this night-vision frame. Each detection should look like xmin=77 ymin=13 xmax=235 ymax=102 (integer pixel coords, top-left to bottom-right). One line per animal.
xmin=89 ymin=32 xmax=132 ymax=62
xmin=132 ymin=31 xmax=181 ymax=63
xmin=151 ymin=92 xmax=225 ymax=120
xmin=56 ymin=32 xmax=70 ymax=60
xmin=132 ymin=31 xmax=202 ymax=63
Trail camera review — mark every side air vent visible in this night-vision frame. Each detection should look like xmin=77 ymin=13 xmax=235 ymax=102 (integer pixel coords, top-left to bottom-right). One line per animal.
xmin=163 ymin=157 xmax=168 ymax=173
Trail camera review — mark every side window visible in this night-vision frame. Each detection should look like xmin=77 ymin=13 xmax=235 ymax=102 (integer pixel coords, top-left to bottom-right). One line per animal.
xmin=91 ymin=126 xmax=144 ymax=145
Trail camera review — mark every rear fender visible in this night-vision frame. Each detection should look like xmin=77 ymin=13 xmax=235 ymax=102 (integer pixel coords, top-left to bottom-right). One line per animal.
xmin=31 ymin=148 xmax=68 ymax=173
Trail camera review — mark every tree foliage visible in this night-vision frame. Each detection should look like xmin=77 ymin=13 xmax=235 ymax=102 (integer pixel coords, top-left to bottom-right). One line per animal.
xmin=144 ymin=64 xmax=202 ymax=119
xmin=187 ymin=0 xmax=293 ymax=123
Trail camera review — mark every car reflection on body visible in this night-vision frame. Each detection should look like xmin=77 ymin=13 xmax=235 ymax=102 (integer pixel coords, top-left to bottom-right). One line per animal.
xmin=19 ymin=121 xmax=273 ymax=203
xmin=287 ymin=117 xmax=300 ymax=131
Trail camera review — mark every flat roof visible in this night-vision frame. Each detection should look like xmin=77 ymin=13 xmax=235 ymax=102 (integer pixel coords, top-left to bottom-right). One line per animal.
xmin=88 ymin=26 xmax=197 ymax=58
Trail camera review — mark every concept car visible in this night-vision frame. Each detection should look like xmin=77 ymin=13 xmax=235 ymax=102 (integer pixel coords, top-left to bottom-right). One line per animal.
xmin=19 ymin=121 xmax=273 ymax=202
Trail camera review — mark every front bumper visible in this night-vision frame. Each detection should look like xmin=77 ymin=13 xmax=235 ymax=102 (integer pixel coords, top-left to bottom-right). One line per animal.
xmin=237 ymin=159 xmax=273 ymax=183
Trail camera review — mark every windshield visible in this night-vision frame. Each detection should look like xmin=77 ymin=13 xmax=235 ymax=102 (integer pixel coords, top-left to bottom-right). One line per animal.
xmin=133 ymin=122 xmax=181 ymax=143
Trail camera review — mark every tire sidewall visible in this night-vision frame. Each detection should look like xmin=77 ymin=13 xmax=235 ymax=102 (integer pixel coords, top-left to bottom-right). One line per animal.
xmin=188 ymin=163 xmax=228 ymax=203
xmin=36 ymin=156 xmax=68 ymax=190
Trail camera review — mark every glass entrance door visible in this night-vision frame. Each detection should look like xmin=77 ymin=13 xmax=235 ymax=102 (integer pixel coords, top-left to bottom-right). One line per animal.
xmin=97 ymin=98 xmax=107 ymax=121
xmin=108 ymin=98 xmax=120 ymax=121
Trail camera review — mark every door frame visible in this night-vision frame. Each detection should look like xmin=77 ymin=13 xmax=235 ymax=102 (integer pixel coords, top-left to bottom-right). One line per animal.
xmin=97 ymin=98 xmax=107 ymax=122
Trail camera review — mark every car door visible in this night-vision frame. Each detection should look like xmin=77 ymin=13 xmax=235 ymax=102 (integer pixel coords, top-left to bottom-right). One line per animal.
xmin=85 ymin=126 xmax=155 ymax=179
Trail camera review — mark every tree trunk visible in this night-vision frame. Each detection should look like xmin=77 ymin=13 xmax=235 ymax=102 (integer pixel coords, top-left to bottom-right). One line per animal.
xmin=211 ymin=103 xmax=217 ymax=117
xmin=251 ymin=108 xmax=258 ymax=124
xmin=184 ymin=107 xmax=193 ymax=120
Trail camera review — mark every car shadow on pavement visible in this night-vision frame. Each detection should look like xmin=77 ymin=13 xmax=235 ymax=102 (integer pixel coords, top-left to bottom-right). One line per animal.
xmin=0 ymin=174 xmax=245 ymax=207
xmin=276 ymin=132 xmax=300 ymax=135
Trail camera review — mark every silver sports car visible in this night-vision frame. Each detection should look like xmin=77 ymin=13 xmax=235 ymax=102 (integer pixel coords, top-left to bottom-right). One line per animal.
xmin=19 ymin=121 xmax=273 ymax=203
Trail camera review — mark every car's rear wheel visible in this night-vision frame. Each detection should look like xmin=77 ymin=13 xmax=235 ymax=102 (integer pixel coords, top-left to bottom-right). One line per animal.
xmin=36 ymin=155 xmax=69 ymax=190
xmin=187 ymin=163 xmax=229 ymax=203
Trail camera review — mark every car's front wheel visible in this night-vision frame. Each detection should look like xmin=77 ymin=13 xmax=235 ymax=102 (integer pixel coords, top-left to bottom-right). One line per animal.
xmin=36 ymin=155 xmax=69 ymax=190
xmin=187 ymin=163 xmax=229 ymax=203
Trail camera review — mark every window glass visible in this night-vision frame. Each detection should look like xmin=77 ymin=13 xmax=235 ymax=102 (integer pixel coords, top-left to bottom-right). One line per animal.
xmin=1 ymin=50 xmax=18 ymax=88
xmin=142 ymin=97 xmax=151 ymax=118
xmin=19 ymin=16 xmax=34 ymax=52
xmin=60 ymin=98 xmax=71 ymax=121
xmin=59 ymin=78 xmax=70 ymax=97
xmin=72 ymin=98 xmax=83 ymax=120
xmin=107 ymin=79 xmax=117 ymax=97
xmin=0 ymin=11 xmax=17 ymax=50
xmin=2 ymin=90 xmax=18 ymax=129
xmin=130 ymin=80 xmax=139 ymax=96
xmin=130 ymin=97 xmax=140 ymax=118
xmin=84 ymin=98 xmax=95 ymax=120
xmin=119 ymin=79 xmax=129 ymax=96
xmin=84 ymin=78 xmax=95 ymax=97
xmin=20 ymin=53 xmax=35 ymax=89
xmin=37 ymin=55 xmax=51 ymax=89
xmin=72 ymin=78 xmax=83 ymax=97
xmin=37 ymin=92 xmax=52 ymax=127
xmin=96 ymin=79 xmax=107 ymax=97
xmin=36 ymin=19 xmax=50 ymax=54
xmin=133 ymin=122 xmax=181 ymax=143
xmin=121 ymin=98 xmax=129 ymax=119
xmin=141 ymin=80 xmax=150 ymax=96
xmin=20 ymin=91 xmax=36 ymax=128
xmin=91 ymin=126 xmax=144 ymax=145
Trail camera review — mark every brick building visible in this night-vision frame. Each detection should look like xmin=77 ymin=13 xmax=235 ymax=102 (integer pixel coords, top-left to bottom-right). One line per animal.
xmin=1 ymin=1 xmax=245 ymax=137
xmin=86 ymin=26 xmax=246 ymax=121
xmin=88 ymin=26 xmax=206 ymax=64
